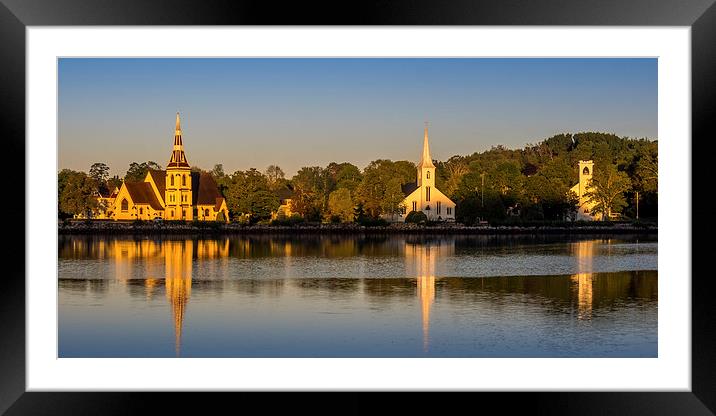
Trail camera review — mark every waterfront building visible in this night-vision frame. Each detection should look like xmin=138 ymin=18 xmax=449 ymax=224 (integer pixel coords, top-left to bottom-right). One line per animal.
xmin=396 ymin=125 xmax=456 ymax=222
xmin=569 ymin=160 xmax=601 ymax=221
xmin=102 ymin=113 xmax=229 ymax=221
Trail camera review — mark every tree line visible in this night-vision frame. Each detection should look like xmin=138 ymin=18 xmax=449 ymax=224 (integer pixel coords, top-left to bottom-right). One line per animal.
xmin=58 ymin=131 xmax=658 ymax=223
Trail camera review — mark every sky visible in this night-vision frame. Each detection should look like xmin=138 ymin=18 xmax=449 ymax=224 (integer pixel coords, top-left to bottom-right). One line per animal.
xmin=58 ymin=58 xmax=657 ymax=177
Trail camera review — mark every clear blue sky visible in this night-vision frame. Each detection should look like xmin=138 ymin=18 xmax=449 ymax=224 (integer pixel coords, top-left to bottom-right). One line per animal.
xmin=58 ymin=58 xmax=657 ymax=177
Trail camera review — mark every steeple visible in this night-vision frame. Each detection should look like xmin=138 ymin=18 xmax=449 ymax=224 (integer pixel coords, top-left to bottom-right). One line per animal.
xmin=418 ymin=123 xmax=435 ymax=169
xmin=168 ymin=112 xmax=189 ymax=168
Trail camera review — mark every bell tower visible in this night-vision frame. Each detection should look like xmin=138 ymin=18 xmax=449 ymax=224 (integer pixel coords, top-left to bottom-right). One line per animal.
xmin=165 ymin=113 xmax=193 ymax=220
xmin=577 ymin=160 xmax=594 ymax=198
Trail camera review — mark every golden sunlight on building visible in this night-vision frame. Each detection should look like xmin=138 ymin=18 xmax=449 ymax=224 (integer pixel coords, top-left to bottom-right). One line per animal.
xmin=571 ymin=240 xmax=596 ymax=320
xmin=569 ymin=160 xmax=602 ymax=221
xmin=392 ymin=125 xmax=456 ymax=222
xmin=97 ymin=113 xmax=229 ymax=222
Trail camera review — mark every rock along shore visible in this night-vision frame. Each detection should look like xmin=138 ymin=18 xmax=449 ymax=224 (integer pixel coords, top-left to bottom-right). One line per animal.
xmin=58 ymin=220 xmax=657 ymax=235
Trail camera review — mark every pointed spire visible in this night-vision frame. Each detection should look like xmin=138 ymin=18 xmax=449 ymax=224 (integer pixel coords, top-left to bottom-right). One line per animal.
xmin=168 ymin=112 xmax=190 ymax=168
xmin=418 ymin=122 xmax=435 ymax=169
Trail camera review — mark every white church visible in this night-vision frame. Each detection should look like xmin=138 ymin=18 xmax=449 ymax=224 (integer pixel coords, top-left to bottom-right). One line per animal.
xmin=394 ymin=125 xmax=456 ymax=222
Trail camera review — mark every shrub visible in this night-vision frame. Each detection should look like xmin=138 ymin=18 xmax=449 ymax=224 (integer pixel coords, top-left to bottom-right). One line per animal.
xmin=405 ymin=211 xmax=428 ymax=224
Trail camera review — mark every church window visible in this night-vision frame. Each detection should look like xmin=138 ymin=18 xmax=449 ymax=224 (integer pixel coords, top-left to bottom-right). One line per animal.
xmin=583 ymin=167 xmax=590 ymax=175
xmin=205 ymin=209 xmax=210 ymax=217
xmin=121 ymin=199 xmax=128 ymax=212
xmin=426 ymin=186 xmax=431 ymax=201
xmin=412 ymin=201 xmax=417 ymax=212
xmin=139 ymin=208 xmax=143 ymax=215
xmin=171 ymin=175 xmax=174 ymax=186
xmin=170 ymin=210 xmax=174 ymax=217
xmin=437 ymin=201 xmax=441 ymax=215
xmin=447 ymin=207 xmax=452 ymax=215
xmin=427 ymin=171 xmax=430 ymax=179
xmin=182 ymin=175 xmax=186 ymax=186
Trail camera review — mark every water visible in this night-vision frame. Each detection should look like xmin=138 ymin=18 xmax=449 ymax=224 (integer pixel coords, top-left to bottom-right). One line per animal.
xmin=58 ymin=234 xmax=658 ymax=357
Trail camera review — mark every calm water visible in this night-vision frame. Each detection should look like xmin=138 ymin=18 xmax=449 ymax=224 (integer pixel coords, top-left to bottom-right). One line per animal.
xmin=58 ymin=234 xmax=658 ymax=357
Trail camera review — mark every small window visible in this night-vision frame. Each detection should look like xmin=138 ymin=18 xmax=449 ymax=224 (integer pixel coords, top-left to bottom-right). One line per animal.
xmin=205 ymin=209 xmax=210 ymax=217
xmin=139 ymin=208 xmax=143 ymax=215
xmin=412 ymin=201 xmax=417 ymax=212
xmin=437 ymin=201 xmax=441 ymax=215
xmin=447 ymin=207 xmax=452 ymax=215
xmin=426 ymin=171 xmax=430 ymax=179
xmin=121 ymin=199 xmax=128 ymax=212
xmin=182 ymin=175 xmax=186 ymax=186
xmin=583 ymin=167 xmax=590 ymax=175
xmin=426 ymin=186 xmax=431 ymax=202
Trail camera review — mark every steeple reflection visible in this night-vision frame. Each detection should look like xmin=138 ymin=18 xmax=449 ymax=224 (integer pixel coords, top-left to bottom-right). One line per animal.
xmin=165 ymin=240 xmax=193 ymax=356
xmin=571 ymin=240 xmax=597 ymax=320
xmin=404 ymin=238 xmax=454 ymax=352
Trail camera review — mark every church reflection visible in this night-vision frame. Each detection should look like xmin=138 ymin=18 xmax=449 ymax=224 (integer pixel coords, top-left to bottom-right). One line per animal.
xmin=571 ymin=239 xmax=598 ymax=320
xmin=404 ymin=239 xmax=454 ymax=352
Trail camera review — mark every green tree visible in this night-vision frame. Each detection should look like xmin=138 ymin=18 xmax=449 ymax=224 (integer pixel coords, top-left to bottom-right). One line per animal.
xmin=327 ymin=188 xmax=354 ymax=222
xmin=585 ymin=164 xmax=632 ymax=220
xmin=59 ymin=170 xmax=98 ymax=217
xmin=125 ymin=161 xmax=162 ymax=182
xmin=225 ymin=168 xmax=279 ymax=222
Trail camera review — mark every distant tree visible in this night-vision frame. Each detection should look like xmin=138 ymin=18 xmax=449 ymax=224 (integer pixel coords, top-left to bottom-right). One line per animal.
xmin=59 ymin=170 xmax=98 ymax=217
xmin=327 ymin=188 xmax=354 ymax=222
xmin=265 ymin=165 xmax=285 ymax=186
xmin=211 ymin=163 xmax=225 ymax=178
xmin=89 ymin=163 xmax=110 ymax=184
xmin=225 ymin=168 xmax=279 ymax=222
xmin=585 ymin=164 xmax=632 ymax=220
xmin=125 ymin=161 xmax=162 ymax=182
xmin=107 ymin=175 xmax=123 ymax=192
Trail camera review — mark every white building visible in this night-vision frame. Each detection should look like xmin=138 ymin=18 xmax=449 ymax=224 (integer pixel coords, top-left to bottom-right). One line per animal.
xmin=569 ymin=160 xmax=601 ymax=221
xmin=396 ymin=126 xmax=456 ymax=222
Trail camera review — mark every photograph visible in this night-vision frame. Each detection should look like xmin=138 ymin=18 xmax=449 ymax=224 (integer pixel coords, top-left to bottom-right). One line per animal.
xmin=57 ymin=57 xmax=659 ymax=358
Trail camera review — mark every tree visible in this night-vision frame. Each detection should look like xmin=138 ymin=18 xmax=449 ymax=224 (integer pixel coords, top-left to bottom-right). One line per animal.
xmin=59 ymin=170 xmax=98 ymax=217
xmin=327 ymin=188 xmax=354 ymax=222
xmin=225 ymin=168 xmax=279 ymax=222
xmin=265 ymin=165 xmax=286 ymax=189
xmin=125 ymin=161 xmax=162 ymax=182
xmin=89 ymin=163 xmax=110 ymax=184
xmin=585 ymin=164 xmax=631 ymax=220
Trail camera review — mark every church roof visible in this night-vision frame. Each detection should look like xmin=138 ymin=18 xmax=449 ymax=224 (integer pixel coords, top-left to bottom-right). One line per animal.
xmin=124 ymin=181 xmax=164 ymax=210
xmin=191 ymin=171 xmax=224 ymax=206
xmin=401 ymin=182 xmax=418 ymax=197
xmin=147 ymin=169 xmax=166 ymax=197
xmin=417 ymin=125 xmax=436 ymax=169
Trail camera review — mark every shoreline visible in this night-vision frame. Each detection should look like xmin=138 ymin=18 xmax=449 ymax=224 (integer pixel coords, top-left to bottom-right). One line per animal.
xmin=58 ymin=220 xmax=657 ymax=235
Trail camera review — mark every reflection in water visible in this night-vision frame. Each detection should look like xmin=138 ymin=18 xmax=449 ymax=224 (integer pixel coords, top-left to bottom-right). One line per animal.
xmin=58 ymin=235 xmax=657 ymax=357
xmin=572 ymin=240 xmax=596 ymax=320
xmin=405 ymin=239 xmax=455 ymax=352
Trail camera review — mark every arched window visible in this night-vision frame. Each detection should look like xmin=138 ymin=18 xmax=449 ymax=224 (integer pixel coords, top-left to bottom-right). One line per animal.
xmin=204 ymin=209 xmax=210 ymax=217
xmin=182 ymin=175 xmax=186 ymax=186
xmin=170 ymin=210 xmax=174 ymax=217
xmin=121 ymin=199 xmax=128 ymax=211
xmin=427 ymin=171 xmax=430 ymax=179
xmin=139 ymin=207 xmax=143 ymax=215
xmin=426 ymin=186 xmax=431 ymax=202
xmin=171 ymin=175 xmax=174 ymax=186
xmin=583 ymin=167 xmax=590 ymax=175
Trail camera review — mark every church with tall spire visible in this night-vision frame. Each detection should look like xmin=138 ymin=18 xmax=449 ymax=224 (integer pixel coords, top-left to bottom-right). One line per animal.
xmin=396 ymin=124 xmax=456 ymax=222
xmin=100 ymin=113 xmax=230 ymax=222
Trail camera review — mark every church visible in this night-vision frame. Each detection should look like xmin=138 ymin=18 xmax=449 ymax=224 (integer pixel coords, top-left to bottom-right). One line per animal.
xmin=569 ymin=160 xmax=601 ymax=221
xmin=396 ymin=125 xmax=456 ymax=222
xmin=100 ymin=113 xmax=229 ymax=221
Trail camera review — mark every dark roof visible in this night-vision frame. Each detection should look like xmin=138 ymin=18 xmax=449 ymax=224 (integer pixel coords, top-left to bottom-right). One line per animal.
xmin=123 ymin=182 xmax=164 ymax=210
xmin=191 ymin=172 xmax=223 ymax=206
xmin=215 ymin=197 xmax=225 ymax=211
xmin=147 ymin=169 xmax=166 ymax=198
xmin=401 ymin=182 xmax=418 ymax=197
xmin=275 ymin=185 xmax=294 ymax=201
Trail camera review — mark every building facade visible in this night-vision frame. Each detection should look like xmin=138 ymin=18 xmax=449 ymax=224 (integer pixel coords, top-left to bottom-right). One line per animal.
xmin=569 ymin=160 xmax=601 ymax=221
xmin=395 ymin=126 xmax=456 ymax=222
xmin=102 ymin=113 xmax=229 ymax=221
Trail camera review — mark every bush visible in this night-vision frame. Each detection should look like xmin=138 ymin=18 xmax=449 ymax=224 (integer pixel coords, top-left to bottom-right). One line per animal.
xmin=271 ymin=214 xmax=305 ymax=226
xmin=405 ymin=211 xmax=428 ymax=224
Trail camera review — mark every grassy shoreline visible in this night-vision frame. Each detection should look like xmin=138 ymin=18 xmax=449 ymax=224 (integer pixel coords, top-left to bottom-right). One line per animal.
xmin=58 ymin=219 xmax=657 ymax=235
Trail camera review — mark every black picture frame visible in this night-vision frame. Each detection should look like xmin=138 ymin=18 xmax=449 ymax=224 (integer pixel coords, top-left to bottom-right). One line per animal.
xmin=2 ymin=0 xmax=713 ymax=414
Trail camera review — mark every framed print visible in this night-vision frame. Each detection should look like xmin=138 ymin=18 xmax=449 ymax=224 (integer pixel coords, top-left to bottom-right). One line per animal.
xmin=2 ymin=0 xmax=715 ymax=414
